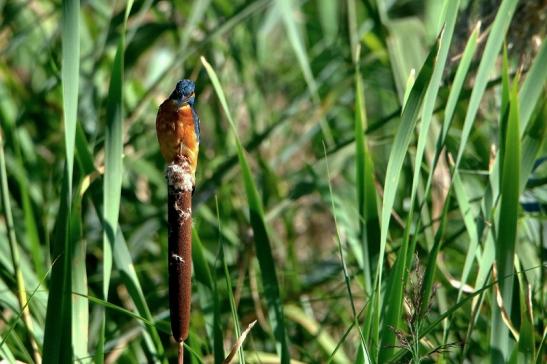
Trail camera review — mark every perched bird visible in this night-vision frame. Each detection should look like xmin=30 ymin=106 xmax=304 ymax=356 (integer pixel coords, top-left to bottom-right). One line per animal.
xmin=156 ymin=79 xmax=200 ymax=181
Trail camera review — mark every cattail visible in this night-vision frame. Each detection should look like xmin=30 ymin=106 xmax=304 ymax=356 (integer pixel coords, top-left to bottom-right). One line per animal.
xmin=156 ymin=79 xmax=200 ymax=364
xmin=166 ymin=159 xmax=193 ymax=344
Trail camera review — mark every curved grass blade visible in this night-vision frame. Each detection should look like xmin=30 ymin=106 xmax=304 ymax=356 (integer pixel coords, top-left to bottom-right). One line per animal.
xmin=202 ymin=56 xmax=290 ymax=364
xmin=74 ymin=293 xmax=161 ymax=331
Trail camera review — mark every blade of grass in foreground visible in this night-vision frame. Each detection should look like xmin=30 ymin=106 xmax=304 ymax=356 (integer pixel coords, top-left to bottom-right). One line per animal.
xmin=75 ymin=121 xmax=165 ymax=361
xmin=380 ymin=4 xmax=458 ymax=358
xmin=425 ymin=22 xmax=480 ymax=304
xmin=385 ymin=1 xmax=458 ymax=354
xmin=347 ymin=3 xmax=377 ymax=355
xmin=371 ymin=38 xmax=438 ymax=361
xmin=202 ymin=56 xmax=290 ymax=364
xmin=354 ymin=66 xmax=379 ymax=296
xmin=100 ymin=1 xmax=134 ymax=362
xmin=100 ymin=40 xmax=123 ymax=363
xmin=71 ymin=183 xmax=89 ymax=362
xmin=492 ymin=77 xmax=521 ymax=362
xmin=43 ymin=0 xmax=80 ymax=362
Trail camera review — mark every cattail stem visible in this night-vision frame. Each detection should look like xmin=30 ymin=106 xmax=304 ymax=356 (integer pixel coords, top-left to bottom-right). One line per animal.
xmin=178 ymin=342 xmax=184 ymax=364
xmin=166 ymin=157 xmax=194 ymax=362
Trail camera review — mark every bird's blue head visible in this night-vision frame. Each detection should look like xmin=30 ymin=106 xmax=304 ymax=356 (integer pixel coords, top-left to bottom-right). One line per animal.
xmin=169 ymin=79 xmax=195 ymax=106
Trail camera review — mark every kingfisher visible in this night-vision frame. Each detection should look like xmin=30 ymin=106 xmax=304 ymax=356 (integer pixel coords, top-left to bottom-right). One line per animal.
xmin=156 ymin=79 xmax=200 ymax=182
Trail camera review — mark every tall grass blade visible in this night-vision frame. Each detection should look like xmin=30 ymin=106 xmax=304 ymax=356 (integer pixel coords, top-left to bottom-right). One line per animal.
xmin=373 ymin=38 xmax=438 ymax=361
xmin=353 ymin=60 xmax=379 ymax=363
xmin=491 ymin=77 xmax=521 ymax=362
xmin=202 ymin=56 xmax=290 ymax=364
xmin=410 ymin=0 xmax=458 ymax=209
xmin=42 ymin=165 xmax=73 ymax=363
xmin=434 ymin=24 xmax=480 ymax=303
xmin=99 ymin=1 xmax=134 ymax=361
xmin=354 ymin=67 xmax=379 ymax=295
xmin=380 ymin=6 xmax=459 ymax=358
xmin=75 ymin=116 xmax=165 ymax=361
xmin=71 ymin=183 xmax=89 ymax=362
xmin=99 ymin=40 xmax=124 ymax=363
xmin=43 ymin=0 xmax=80 ymax=361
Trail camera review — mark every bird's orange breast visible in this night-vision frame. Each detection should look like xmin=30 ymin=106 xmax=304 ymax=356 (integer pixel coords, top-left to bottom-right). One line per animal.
xmin=156 ymin=100 xmax=199 ymax=176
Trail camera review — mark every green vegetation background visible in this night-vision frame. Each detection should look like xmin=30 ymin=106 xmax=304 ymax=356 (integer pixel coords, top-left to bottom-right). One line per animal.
xmin=0 ymin=0 xmax=545 ymax=363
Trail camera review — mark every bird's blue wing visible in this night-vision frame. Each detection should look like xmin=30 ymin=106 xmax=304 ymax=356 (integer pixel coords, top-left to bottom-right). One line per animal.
xmin=192 ymin=107 xmax=200 ymax=143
